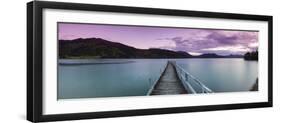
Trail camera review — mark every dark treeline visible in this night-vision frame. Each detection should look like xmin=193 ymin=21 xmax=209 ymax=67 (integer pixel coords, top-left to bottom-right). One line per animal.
xmin=244 ymin=51 xmax=258 ymax=61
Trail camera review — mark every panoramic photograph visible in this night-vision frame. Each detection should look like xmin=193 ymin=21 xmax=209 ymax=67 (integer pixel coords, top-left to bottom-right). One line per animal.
xmin=58 ymin=22 xmax=259 ymax=99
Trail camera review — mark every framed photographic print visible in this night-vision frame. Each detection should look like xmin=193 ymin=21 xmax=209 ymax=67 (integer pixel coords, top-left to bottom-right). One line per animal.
xmin=27 ymin=0 xmax=273 ymax=122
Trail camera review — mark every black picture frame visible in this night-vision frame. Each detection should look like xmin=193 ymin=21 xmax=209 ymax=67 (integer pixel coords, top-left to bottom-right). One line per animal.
xmin=27 ymin=1 xmax=273 ymax=122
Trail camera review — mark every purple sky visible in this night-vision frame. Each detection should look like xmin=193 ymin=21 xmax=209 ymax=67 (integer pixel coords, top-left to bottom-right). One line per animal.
xmin=58 ymin=23 xmax=258 ymax=55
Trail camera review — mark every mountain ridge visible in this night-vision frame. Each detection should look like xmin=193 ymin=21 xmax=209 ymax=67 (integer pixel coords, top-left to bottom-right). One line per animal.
xmin=59 ymin=38 xmax=243 ymax=59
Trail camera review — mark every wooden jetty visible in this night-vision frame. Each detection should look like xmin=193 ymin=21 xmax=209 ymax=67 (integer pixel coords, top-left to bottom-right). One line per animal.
xmin=150 ymin=61 xmax=188 ymax=95
xmin=147 ymin=61 xmax=213 ymax=95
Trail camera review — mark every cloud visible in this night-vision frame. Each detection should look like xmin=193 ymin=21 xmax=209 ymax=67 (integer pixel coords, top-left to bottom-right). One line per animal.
xmin=248 ymin=42 xmax=258 ymax=48
xmin=156 ymin=30 xmax=258 ymax=55
xmin=202 ymin=45 xmax=251 ymax=53
xmin=188 ymin=52 xmax=203 ymax=56
xmin=206 ymin=32 xmax=238 ymax=45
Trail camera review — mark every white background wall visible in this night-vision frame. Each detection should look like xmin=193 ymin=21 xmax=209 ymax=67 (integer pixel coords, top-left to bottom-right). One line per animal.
xmin=0 ymin=0 xmax=279 ymax=123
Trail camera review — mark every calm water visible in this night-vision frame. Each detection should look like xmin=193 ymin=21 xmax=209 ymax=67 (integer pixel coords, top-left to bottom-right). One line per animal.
xmin=58 ymin=59 xmax=258 ymax=99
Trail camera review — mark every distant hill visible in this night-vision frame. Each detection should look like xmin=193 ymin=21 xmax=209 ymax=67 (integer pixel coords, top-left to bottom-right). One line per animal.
xmin=196 ymin=53 xmax=224 ymax=58
xmin=59 ymin=38 xmax=138 ymax=58
xmin=59 ymin=38 xmax=243 ymax=59
xmin=196 ymin=53 xmax=243 ymax=58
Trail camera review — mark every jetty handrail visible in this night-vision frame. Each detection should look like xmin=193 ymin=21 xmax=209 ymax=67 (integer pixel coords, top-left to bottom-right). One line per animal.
xmin=146 ymin=78 xmax=158 ymax=95
xmin=146 ymin=63 xmax=168 ymax=95
xmin=171 ymin=61 xmax=213 ymax=94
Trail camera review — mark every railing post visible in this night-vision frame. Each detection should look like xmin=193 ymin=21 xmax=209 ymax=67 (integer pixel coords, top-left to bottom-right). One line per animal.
xmin=185 ymin=73 xmax=188 ymax=81
xmin=173 ymin=62 xmax=213 ymax=94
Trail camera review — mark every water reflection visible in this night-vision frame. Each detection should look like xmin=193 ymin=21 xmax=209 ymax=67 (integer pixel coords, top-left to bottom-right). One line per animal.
xmin=58 ymin=58 xmax=258 ymax=99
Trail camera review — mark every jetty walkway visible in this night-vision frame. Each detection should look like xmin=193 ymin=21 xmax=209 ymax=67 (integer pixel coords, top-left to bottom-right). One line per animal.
xmin=147 ymin=61 xmax=213 ymax=95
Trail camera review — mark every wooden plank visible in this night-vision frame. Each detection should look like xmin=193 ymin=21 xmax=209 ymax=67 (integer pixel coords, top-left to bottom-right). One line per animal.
xmin=150 ymin=61 xmax=188 ymax=95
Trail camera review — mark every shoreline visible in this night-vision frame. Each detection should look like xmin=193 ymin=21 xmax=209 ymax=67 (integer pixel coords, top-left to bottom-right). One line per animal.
xmin=59 ymin=60 xmax=135 ymax=65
